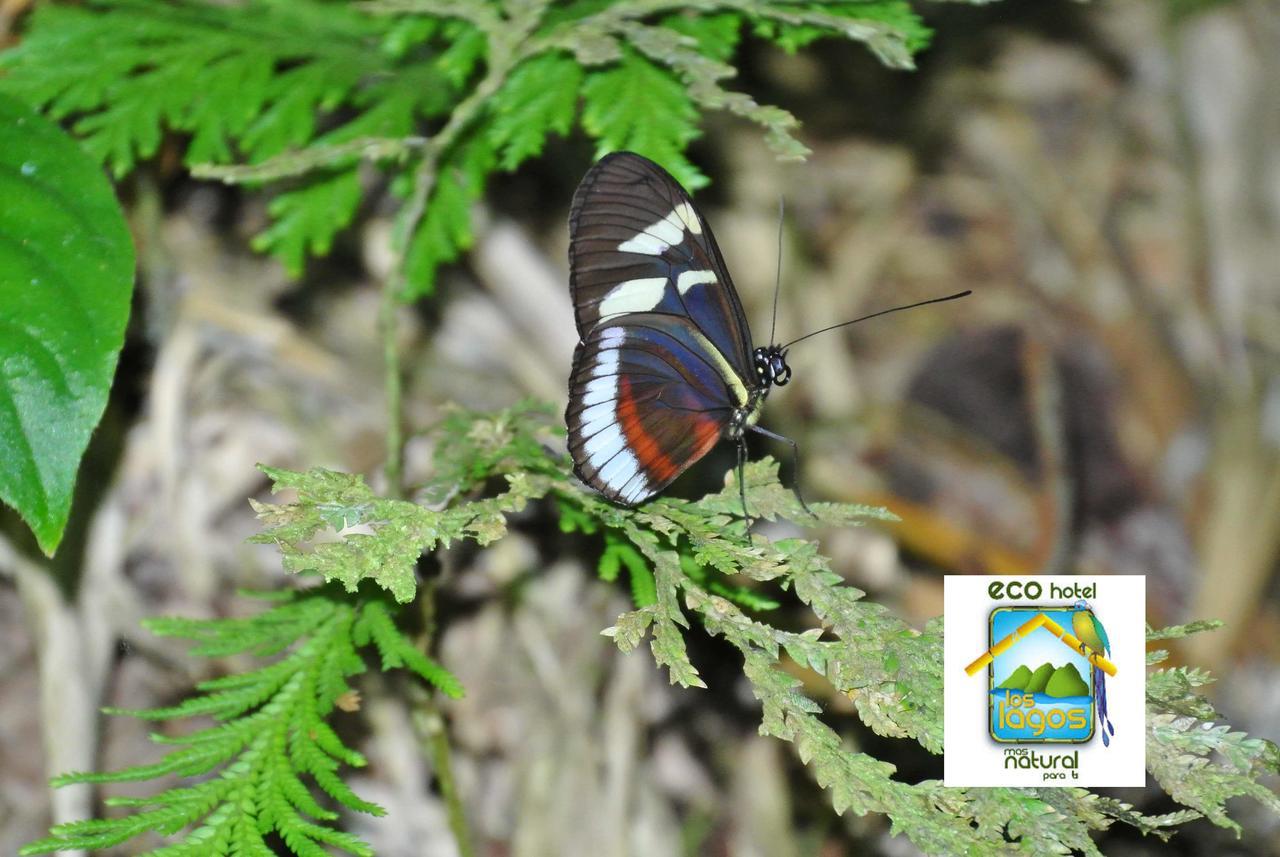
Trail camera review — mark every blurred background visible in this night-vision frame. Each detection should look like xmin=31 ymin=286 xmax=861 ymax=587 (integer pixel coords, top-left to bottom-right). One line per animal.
xmin=2 ymin=0 xmax=1278 ymax=854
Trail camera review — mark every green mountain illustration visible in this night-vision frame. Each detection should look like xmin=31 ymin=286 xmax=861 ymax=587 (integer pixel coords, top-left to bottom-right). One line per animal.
xmin=1025 ymin=662 xmax=1055 ymax=694
xmin=996 ymin=661 xmax=1090 ymax=698
xmin=997 ymin=665 xmax=1032 ymax=690
xmin=1044 ymin=664 xmax=1090 ymax=697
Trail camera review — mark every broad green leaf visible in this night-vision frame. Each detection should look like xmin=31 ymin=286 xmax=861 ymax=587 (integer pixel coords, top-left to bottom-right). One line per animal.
xmin=0 ymin=94 xmax=134 ymax=555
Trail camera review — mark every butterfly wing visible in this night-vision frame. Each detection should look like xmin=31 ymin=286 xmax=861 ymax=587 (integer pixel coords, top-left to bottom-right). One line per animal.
xmin=567 ymin=314 xmax=740 ymax=505
xmin=568 ymin=151 xmax=756 ymax=379
xmin=566 ymin=152 xmax=761 ymax=504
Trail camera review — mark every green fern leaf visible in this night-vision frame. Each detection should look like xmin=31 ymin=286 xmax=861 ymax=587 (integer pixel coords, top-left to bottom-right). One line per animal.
xmin=251 ymin=170 xmax=363 ymax=277
xmin=401 ymin=132 xmax=497 ymax=299
xmin=355 ymin=600 xmax=465 ymax=697
xmin=489 ymin=53 xmax=583 ymax=170
xmin=602 ymin=608 xmax=656 ymax=653
xmin=581 ymin=49 xmax=705 ymax=189
xmin=750 ymin=1 xmax=931 ymax=63
xmin=1148 ymin=712 xmax=1280 ymax=831
xmin=435 ymin=20 xmax=487 ymax=87
xmin=22 ymin=588 xmax=463 ymax=856
xmin=0 ymin=0 xmax=387 ymax=175
xmin=636 ymin=536 xmax=705 ymax=687
xmin=660 ymin=12 xmax=743 ymax=62
xmin=238 ymin=61 xmax=363 ymax=161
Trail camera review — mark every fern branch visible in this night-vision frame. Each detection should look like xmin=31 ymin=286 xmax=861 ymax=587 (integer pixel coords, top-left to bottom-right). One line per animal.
xmin=375 ymin=1 xmax=538 ymax=498
xmin=23 ymin=589 xmax=461 ymax=856
xmin=360 ymin=0 xmax=504 ymax=31
xmin=193 ymin=136 xmax=426 ymax=182
xmin=619 ymin=19 xmax=807 ymax=160
xmin=246 ymin=403 xmax=1280 ymax=851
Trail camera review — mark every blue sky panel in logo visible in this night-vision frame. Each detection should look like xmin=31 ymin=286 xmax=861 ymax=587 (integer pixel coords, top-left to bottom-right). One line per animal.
xmin=988 ymin=607 xmax=1093 ymax=743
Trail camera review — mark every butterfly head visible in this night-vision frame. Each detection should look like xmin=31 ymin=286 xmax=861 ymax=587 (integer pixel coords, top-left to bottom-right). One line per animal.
xmin=754 ymin=345 xmax=792 ymax=388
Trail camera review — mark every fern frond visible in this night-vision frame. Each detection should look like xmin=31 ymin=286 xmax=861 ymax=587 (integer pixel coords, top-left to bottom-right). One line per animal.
xmin=399 ymin=131 xmax=498 ymax=298
xmin=488 ymin=52 xmax=583 ymax=170
xmin=0 ymin=1 xmax=404 ymax=167
xmin=3 ymin=0 xmax=936 ymax=293
xmin=22 ymin=589 xmax=462 ymax=856
xmin=1144 ymin=640 xmax=1280 ymax=833
xmin=0 ymin=0 xmax=447 ymax=278
xmin=749 ymin=0 xmax=931 ymax=62
xmin=581 ymin=48 xmax=706 ymax=188
xmin=242 ymin=403 xmax=1280 ymax=851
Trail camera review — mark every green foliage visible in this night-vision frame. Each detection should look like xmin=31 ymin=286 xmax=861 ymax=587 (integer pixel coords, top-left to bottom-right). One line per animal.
xmin=22 ymin=404 xmax=1280 ymax=854
xmin=254 ymin=170 xmax=365 ymax=280
xmin=1 ymin=0 xmax=934 ymax=294
xmin=751 ymin=1 xmax=932 ymax=55
xmin=487 ymin=52 xmax=583 ymax=171
xmin=1146 ymin=618 xmax=1224 ymax=642
xmin=581 ymin=49 xmax=705 ymax=187
xmin=600 ymin=530 xmax=659 ymax=607
xmin=421 ymin=399 xmax=564 ymax=500
xmin=248 ymin=401 xmax=561 ymax=604
xmin=0 ymin=1 xmax=403 ymax=174
xmin=21 ymin=588 xmax=461 ymax=856
xmin=251 ymin=464 xmax=527 ymax=604
xmin=239 ymin=404 xmax=1279 ymax=854
xmin=1146 ymin=639 xmax=1280 ymax=833
xmin=0 ymin=93 xmax=134 ymax=556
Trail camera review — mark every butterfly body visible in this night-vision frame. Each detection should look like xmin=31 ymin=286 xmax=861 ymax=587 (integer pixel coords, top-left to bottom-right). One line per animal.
xmin=565 ymin=152 xmax=789 ymax=506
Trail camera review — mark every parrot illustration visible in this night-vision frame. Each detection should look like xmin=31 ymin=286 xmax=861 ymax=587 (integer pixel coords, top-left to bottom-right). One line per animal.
xmin=1071 ymin=599 xmax=1115 ymax=746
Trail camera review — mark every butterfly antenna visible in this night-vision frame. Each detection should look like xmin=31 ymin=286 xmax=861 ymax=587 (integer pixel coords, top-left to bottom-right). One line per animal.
xmin=769 ymin=196 xmax=784 ymax=346
xmin=781 ymin=290 xmax=972 ymax=350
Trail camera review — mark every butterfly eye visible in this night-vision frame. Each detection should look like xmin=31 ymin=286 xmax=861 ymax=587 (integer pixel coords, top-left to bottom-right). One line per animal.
xmin=768 ymin=354 xmax=791 ymax=386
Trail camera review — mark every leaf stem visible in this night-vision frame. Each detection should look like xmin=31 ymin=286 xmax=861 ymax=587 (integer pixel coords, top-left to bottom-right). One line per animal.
xmin=410 ymin=576 xmax=475 ymax=857
xmin=427 ymin=704 xmax=474 ymax=857
xmin=379 ymin=284 xmax=405 ymax=500
xmin=380 ymin=7 xmax=533 ymax=496
xmin=378 ymin=13 xmax=539 ymax=852
xmin=192 ymin=137 xmax=426 ymax=184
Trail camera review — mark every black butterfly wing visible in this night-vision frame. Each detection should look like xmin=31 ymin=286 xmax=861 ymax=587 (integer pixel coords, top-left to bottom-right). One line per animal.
xmin=566 ymin=314 xmax=739 ymax=505
xmin=568 ymin=151 xmax=756 ymax=381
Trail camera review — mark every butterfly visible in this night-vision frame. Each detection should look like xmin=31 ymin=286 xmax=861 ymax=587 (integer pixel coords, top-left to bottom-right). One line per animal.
xmin=564 ymin=151 xmax=968 ymax=511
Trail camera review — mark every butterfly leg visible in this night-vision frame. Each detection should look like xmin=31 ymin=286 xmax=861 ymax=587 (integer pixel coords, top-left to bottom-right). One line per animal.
xmin=736 ymin=436 xmax=756 ymax=538
xmin=747 ymin=425 xmax=816 ymax=519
